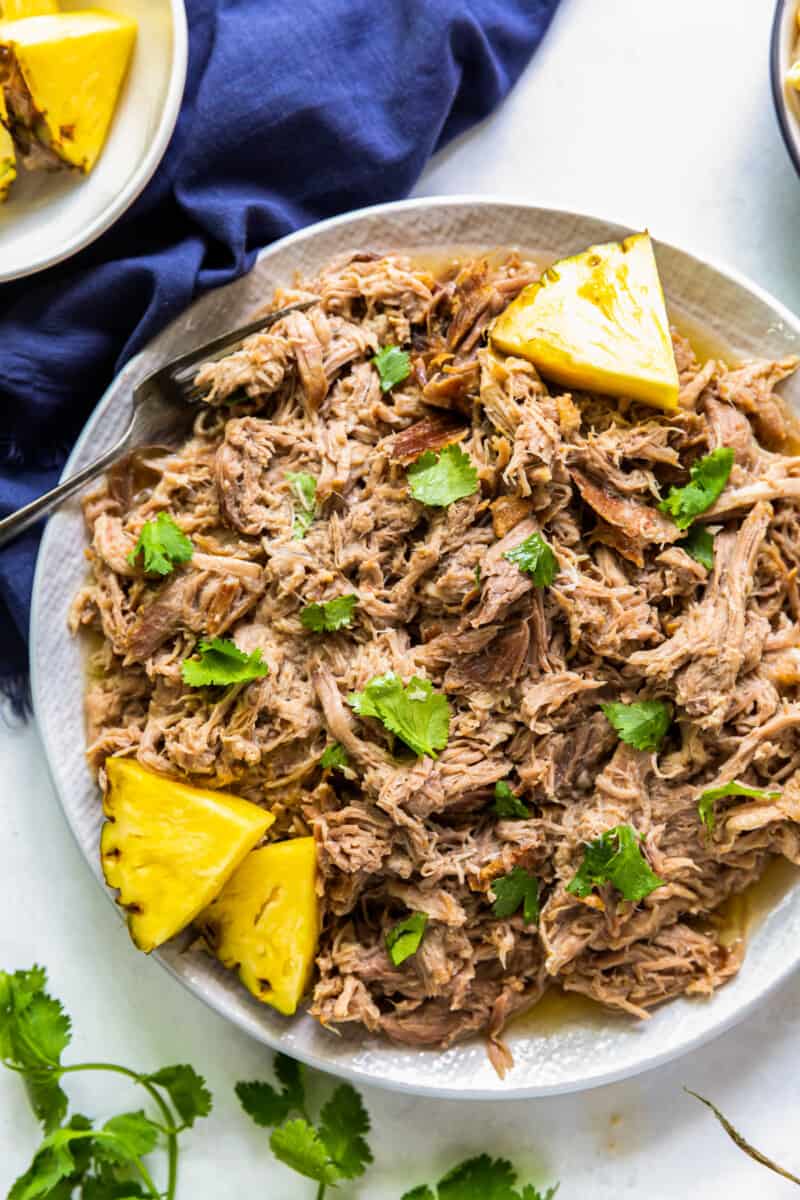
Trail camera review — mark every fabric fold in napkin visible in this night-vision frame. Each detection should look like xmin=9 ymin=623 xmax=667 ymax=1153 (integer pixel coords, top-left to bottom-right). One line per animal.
xmin=0 ymin=0 xmax=560 ymax=712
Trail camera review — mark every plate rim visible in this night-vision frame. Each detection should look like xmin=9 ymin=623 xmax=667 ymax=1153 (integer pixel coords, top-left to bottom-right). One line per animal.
xmin=0 ymin=0 xmax=189 ymax=283
xmin=30 ymin=194 xmax=800 ymax=1100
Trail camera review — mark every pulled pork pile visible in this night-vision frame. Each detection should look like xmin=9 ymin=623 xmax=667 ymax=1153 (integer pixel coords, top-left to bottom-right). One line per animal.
xmin=71 ymin=249 xmax=800 ymax=1073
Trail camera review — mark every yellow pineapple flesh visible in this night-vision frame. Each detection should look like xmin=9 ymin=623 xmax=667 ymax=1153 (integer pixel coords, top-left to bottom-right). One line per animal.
xmin=491 ymin=232 xmax=680 ymax=411
xmin=198 ymin=838 xmax=319 ymax=1016
xmin=101 ymin=758 xmax=274 ymax=953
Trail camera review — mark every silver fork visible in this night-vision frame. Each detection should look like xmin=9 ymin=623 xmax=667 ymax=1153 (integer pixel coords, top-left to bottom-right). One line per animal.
xmin=0 ymin=300 xmax=316 ymax=549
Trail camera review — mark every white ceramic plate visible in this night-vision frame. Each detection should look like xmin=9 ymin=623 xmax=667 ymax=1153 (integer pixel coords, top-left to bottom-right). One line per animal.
xmin=0 ymin=0 xmax=187 ymax=282
xmin=771 ymin=0 xmax=800 ymax=177
xmin=30 ymin=198 xmax=800 ymax=1099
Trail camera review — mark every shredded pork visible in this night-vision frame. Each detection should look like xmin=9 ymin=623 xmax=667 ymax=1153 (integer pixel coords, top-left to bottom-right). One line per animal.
xmin=71 ymin=249 xmax=800 ymax=1073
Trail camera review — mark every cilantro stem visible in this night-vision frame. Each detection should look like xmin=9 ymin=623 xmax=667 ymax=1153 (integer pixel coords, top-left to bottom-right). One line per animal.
xmin=316 ymin=1185 xmax=326 ymax=1200
xmin=59 ymin=1062 xmax=179 ymax=1199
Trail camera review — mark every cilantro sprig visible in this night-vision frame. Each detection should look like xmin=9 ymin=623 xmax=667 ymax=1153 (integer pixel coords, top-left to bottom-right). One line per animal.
xmin=127 ymin=512 xmax=193 ymax=576
xmin=678 ymin=524 xmax=714 ymax=570
xmin=1 ymin=966 xmax=212 ymax=1200
xmin=300 ymin=594 xmax=358 ymax=633
xmin=372 ymin=345 xmax=411 ymax=392
xmin=491 ymin=868 xmax=540 ymax=924
xmin=237 ymin=1053 xmax=372 ymax=1198
xmin=407 ymin=445 xmax=479 ymax=507
xmin=601 ymin=700 xmax=672 ymax=751
xmin=503 ymin=532 xmax=558 ymax=587
xmin=181 ymin=637 xmax=269 ymax=687
xmin=697 ymin=779 xmax=781 ymax=836
xmin=493 ymin=780 xmax=530 ymax=819
xmin=287 ymin=471 xmax=318 ymax=539
xmin=402 ymin=1153 xmax=558 ymax=1200
xmin=320 ymin=742 xmax=350 ymax=773
xmin=385 ymin=912 xmax=428 ymax=966
xmin=348 ymin=672 xmax=450 ymax=759
xmin=658 ymin=447 xmax=734 ymax=529
xmin=566 ymin=824 xmax=664 ymax=902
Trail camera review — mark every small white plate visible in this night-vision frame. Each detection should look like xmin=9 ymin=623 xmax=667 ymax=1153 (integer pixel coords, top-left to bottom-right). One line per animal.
xmin=771 ymin=0 xmax=800 ymax=176
xmin=31 ymin=198 xmax=800 ymax=1099
xmin=0 ymin=0 xmax=187 ymax=282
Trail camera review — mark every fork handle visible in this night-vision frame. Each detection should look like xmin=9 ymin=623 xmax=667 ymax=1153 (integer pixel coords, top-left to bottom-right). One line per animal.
xmin=0 ymin=441 xmax=126 ymax=549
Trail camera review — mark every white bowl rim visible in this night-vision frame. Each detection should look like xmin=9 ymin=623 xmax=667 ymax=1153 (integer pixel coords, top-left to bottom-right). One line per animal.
xmin=30 ymin=194 xmax=800 ymax=1100
xmin=3 ymin=0 xmax=189 ymax=283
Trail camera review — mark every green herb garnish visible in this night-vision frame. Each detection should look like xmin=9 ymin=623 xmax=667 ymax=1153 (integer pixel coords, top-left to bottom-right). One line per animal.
xmin=503 ymin=532 xmax=558 ymax=586
xmin=566 ymin=824 xmax=664 ymax=902
xmin=286 ymin=471 xmax=317 ymax=539
xmin=320 ymin=742 xmax=350 ymax=773
xmin=238 ymin=1053 xmax=372 ymax=1197
xmin=678 ymin=524 xmax=714 ymax=569
xmin=658 ymin=448 xmax=734 ymax=529
xmin=493 ymin=780 xmax=530 ymax=819
xmin=1 ymin=965 xmax=212 ymax=1200
xmin=407 ymin=445 xmax=479 ymax=507
xmin=372 ymin=345 xmax=411 ymax=393
xmin=300 ymin=594 xmax=358 ymax=633
xmin=127 ymin=512 xmax=193 ymax=576
xmin=601 ymin=700 xmax=672 ymax=751
xmin=348 ymin=672 xmax=450 ymax=759
xmin=491 ymin=867 xmax=540 ymax=924
xmin=697 ymin=779 xmax=781 ymax=835
xmin=181 ymin=637 xmax=269 ymax=687
xmin=402 ymin=1154 xmax=558 ymax=1200
xmin=385 ymin=912 xmax=428 ymax=966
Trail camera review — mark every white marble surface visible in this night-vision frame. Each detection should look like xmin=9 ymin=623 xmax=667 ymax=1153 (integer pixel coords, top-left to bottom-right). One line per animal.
xmin=3 ymin=0 xmax=800 ymax=1194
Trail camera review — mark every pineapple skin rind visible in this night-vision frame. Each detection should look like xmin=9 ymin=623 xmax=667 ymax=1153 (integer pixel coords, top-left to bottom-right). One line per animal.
xmin=490 ymin=231 xmax=680 ymax=412
xmin=101 ymin=757 xmax=274 ymax=954
xmin=198 ymin=838 xmax=319 ymax=1016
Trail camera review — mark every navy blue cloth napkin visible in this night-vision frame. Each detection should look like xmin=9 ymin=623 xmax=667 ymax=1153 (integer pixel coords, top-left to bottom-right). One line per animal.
xmin=0 ymin=0 xmax=560 ymax=711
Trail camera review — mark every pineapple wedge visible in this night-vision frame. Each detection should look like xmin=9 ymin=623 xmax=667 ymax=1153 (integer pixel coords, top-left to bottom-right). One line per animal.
xmin=198 ymin=838 xmax=319 ymax=1016
xmin=101 ymin=758 xmax=274 ymax=954
xmin=0 ymin=92 xmax=14 ymax=200
xmin=491 ymin=232 xmax=680 ymax=411
xmin=0 ymin=10 xmax=137 ymax=174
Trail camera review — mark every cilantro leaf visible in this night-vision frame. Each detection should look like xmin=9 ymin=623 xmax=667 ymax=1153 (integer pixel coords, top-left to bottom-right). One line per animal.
xmin=181 ymin=637 xmax=269 ymax=687
xmin=601 ymin=700 xmax=672 ymax=751
xmin=491 ymin=868 xmax=540 ymax=924
xmin=320 ymin=742 xmax=350 ymax=772
xmin=269 ymin=1119 xmax=340 ymax=1186
xmin=8 ymin=1136 xmax=78 ymax=1200
xmin=406 ymin=1153 xmax=558 ymax=1200
xmin=300 ymin=594 xmax=358 ymax=633
xmin=0 ymin=966 xmax=71 ymax=1131
xmin=348 ymin=672 xmax=450 ymax=759
xmin=236 ymin=1054 xmax=305 ymax=1127
xmin=697 ymin=779 xmax=781 ymax=836
xmin=503 ymin=533 xmax=558 ymax=586
xmin=145 ymin=1064 xmax=212 ymax=1128
xmin=493 ymin=780 xmax=530 ymax=819
xmin=385 ymin=913 xmax=428 ymax=966
xmin=126 ymin=513 xmax=193 ymax=577
xmin=407 ymin=445 xmax=479 ymax=508
xmin=318 ymin=1083 xmax=373 ymax=1179
xmin=678 ymin=525 xmax=714 ymax=570
xmin=658 ymin=447 xmax=734 ymax=529
xmin=83 ymin=1177 xmax=147 ymax=1200
xmin=286 ymin=471 xmax=317 ymax=540
xmin=372 ymin=345 xmax=411 ymax=393
xmin=92 ymin=1112 xmax=159 ymax=1165
xmin=567 ymin=824 xmax=664 ymax=902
